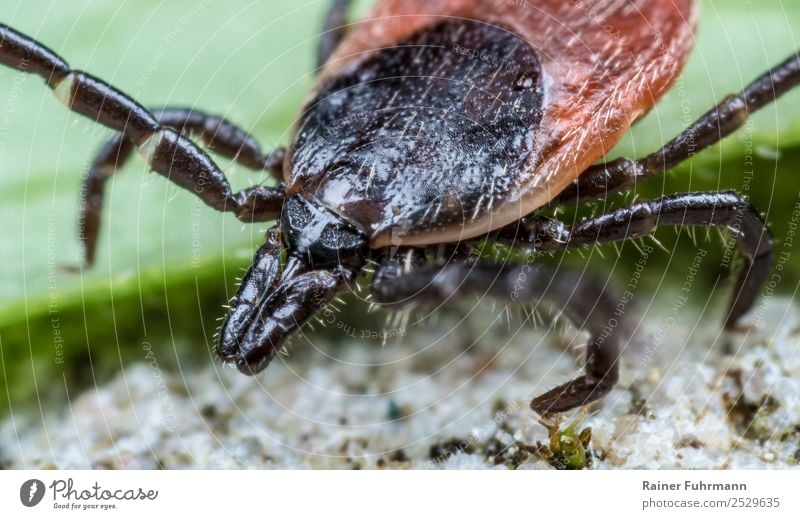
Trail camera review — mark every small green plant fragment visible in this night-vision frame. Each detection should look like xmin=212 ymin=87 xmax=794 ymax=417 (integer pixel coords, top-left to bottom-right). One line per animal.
xmin=515 ymin=416 xmax=593 ymax=470
xmin=723 ymin=368 xmax=781 ymax=442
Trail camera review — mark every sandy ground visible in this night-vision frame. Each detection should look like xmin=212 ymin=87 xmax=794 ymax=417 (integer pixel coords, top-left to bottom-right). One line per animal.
xmin=2 ymin=294 xmax=800 ymax=470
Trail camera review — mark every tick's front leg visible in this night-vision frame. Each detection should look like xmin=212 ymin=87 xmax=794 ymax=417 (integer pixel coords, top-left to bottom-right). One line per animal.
xmin=0 ymin=25 xmax=287 ymax=265
xmin=80 ymin=107 xmax=286 ymax=265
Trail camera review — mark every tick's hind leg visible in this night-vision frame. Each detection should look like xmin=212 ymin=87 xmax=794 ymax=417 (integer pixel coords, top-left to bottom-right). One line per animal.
xmin=371 ymin=254 xmax=628 ymax=414
xmin=80 ymin=108 xmax=285 ymax=265
xmin=497 ymin=191 xmax=773 ymax=329
xmin=317 ymin=0 xmax=352 ymax=70
xmin=557 ymin=52 xmax=800 ymax=205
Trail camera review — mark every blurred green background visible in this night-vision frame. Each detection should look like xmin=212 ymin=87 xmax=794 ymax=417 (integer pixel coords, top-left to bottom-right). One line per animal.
xmin=1 ymin=0 xmax=799 ymax=413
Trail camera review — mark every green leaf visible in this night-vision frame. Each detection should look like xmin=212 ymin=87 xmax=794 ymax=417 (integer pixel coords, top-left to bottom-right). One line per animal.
xmin=1 ymin=0 xmax=799 ymax=408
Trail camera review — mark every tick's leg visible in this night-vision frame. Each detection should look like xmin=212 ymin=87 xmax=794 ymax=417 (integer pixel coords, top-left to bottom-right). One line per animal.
xmin=497 ymin=191 xmax=773 ymax=328
xmin=149 ymin=108 xmax=285 ymax=176
xmin=218 ymin=229 xmax=358 ymax=375
xmin=81 ymin=107 xmax=285 ymax=265
xmin=371 ymin=254 xmax=626 ymax=414
xmin=557 ymin=52 xmax=800 ymax=204
xmin=0 ymin=25 xmax=285 ymax=264
xmin=80 ymin=137 xmax=134 ymax=265
xmin=317 ymin=0 xmax=352 ymax=70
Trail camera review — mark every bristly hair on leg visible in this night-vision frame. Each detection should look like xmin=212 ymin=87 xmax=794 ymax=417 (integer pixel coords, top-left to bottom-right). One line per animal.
xmin=648 ymin=234 xmax=670 ymax=254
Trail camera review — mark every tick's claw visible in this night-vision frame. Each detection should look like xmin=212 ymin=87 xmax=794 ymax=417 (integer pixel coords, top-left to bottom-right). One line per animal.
xmin=530 ymin=376 xmax=613 ymax=415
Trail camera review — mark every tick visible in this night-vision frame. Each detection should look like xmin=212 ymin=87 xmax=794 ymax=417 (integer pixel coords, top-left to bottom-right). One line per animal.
xmin=1 ymin=0 xmax=798 ymax=415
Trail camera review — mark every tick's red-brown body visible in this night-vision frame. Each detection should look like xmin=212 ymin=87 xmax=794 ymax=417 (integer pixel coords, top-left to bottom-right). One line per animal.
xmin=290 ymin=0 xmax=697 ymax=247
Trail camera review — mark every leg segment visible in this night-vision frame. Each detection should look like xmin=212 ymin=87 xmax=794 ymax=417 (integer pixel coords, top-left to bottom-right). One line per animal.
xmin=79 ymin=107 xmax=285 ymax=264
xmin=372 ymin=255 xmax=627 ymax=414
xmin=317 ymin=0 xmax=352 ymax=70
xmin=1 ymin=25 xmax=285 ymax=264
xmin=496 ymin=192 xmax=773 ymax=328
xmin=557 ymin=52 xmax=800 ymax=204
xmin=150 ymin=108 xmax=285 ymax=176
